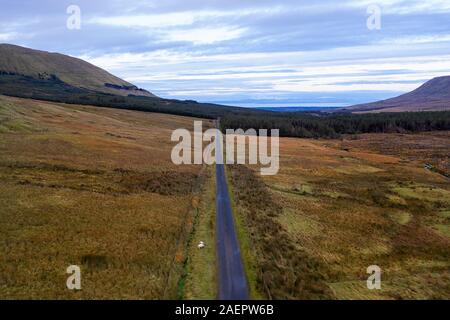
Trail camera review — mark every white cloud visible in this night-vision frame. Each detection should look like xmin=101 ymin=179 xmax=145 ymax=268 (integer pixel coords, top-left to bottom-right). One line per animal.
xmin=88 ymin=12 xmax=195 ymax=28
xmin=162 ymin=27 xmax=247 ymax=45
xmin=80 ymin=43 xmax=450 ymax=98
xmin=272 ymin=82 xmax=421 ymax=93
xmin=379 ymin=34 xmax=450 ymax=45
xmin=347 ymin=0 xmax=450 ymax=14
xmin=87 ymin=10 xmax=249 ymax=45
xmin=87 ymin=7 xmax=285 ymax=29
xmin=0 ymin=32 xmax=17 ymax=41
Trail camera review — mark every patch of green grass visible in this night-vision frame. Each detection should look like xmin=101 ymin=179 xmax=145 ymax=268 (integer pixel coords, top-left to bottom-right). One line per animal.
xmin=278 ymin=209 xmax=321 ymax=237
xmin=389 ymin=211 xmax=412 ymax=225
xmin=392 ymin=184 xmax=450 ymax=204
xmin=329 ymin=281 xmax=391 ymax=300
xmin=335 ymin=165 xmax=383 ymax=174
xmin=440 ymin=210 xmax=450 ymax=219
xmin=433 ymin=224 xmax=450 ymax=238
xmin=321 ymin=190 xmax=348 ymax=199
xmin=386 ymin=194 xmax=408 ymax=206
xmin=0 ymin=109 xmax=33 ymax=133
xmin=183 ymin=167 xmax=217 ymax=300
xmin=292 ymin=184 xmax=314 ymax=195
xmin=0 ymin=100 xmax=38 ymax=133
xmin=330 ymin=274 xmax=450 ymax=300
xmin=268 ymin=184 xmax=316 ymax=198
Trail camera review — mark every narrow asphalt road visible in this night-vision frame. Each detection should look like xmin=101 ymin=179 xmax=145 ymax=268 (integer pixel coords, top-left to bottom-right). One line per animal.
xmin=215 ymin=121 xmax=249 ymax=300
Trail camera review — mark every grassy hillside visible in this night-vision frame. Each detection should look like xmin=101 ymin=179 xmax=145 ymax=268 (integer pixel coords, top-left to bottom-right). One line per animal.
xmin=0 ymin=72 xmax=255 ymax=119
xmin=0 ymin=44 xmax=153 ymax=97
xmin=0 ymin=95 xmax=214 ymax=299
xmin=343 ymin=76 xmax=450 ymax=113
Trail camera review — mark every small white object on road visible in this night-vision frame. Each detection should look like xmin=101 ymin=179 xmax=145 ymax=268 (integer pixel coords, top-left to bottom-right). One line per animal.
xmin=198 ymin=241 xmax=205 ymax=249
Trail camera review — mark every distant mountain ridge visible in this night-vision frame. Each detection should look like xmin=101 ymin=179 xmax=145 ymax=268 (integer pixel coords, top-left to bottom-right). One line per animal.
xmin=343 ymin=76 xmax=450 ymax=113
xmin=0 ymin=44 xmax=154 ymax=97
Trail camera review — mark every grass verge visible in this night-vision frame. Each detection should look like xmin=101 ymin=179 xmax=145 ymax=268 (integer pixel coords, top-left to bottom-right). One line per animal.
xmin=225 ymin=164 xmax=263 ymax=299
xmin=181 ymin=167 xmax=217 ymax=299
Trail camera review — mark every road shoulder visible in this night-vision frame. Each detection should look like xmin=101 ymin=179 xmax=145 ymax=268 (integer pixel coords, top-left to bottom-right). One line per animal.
xmin=182 ymin=166 xmax=217 ymax=299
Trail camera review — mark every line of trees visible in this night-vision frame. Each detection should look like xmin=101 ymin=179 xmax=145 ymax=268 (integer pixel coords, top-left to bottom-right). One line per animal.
xmin=220 ymin=111 xmax=450 ymax=138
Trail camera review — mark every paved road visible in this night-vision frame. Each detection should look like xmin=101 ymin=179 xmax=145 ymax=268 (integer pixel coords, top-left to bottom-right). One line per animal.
xmin=215 ymin=122 xmax=249 ymax=300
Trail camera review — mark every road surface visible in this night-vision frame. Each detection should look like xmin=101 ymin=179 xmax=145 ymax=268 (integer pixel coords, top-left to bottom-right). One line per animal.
xmin=215 ymin=122 xmax=249 ymax=300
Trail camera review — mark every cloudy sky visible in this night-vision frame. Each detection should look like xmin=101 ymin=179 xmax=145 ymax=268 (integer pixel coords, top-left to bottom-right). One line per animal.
xmin=1 ymin=0 xmax=450 ymax=107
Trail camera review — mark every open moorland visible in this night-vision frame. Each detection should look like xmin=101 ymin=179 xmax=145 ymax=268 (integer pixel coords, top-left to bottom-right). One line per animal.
xmin=340 ymin=132 xmax=450 ymax=178
xmin=229 ymin=132 xmax=450 ymax=299
xmin=0 ymin=95 xmax=214 ymax=299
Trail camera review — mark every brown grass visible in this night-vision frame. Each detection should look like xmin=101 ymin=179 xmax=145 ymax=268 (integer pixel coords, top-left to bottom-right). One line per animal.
xmin=229 ymin=165 xmax=333 ymax=300
xmin=0 ymin=95 xmax=213 ymax=299
xmin=340 ymin=132 xmax=450 ymax=177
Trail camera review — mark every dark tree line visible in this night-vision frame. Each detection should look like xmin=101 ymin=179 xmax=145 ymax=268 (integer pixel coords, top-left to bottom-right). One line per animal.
xmin=220 ymin=111 xmax=450 ymax=138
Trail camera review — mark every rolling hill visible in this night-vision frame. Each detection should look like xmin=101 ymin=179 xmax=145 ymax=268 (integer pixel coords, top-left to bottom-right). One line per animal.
xmin=0 ymin=44 xmax=154 ymax=97
xmin=342 ymin=76 xmax=450 ymax=113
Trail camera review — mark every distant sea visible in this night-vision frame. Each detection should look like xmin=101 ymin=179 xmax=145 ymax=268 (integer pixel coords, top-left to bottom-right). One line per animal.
xmin=255 ymin=106 xmax=342 ymax=112
xmin=214 ymin=101 xmax=347 ymax=112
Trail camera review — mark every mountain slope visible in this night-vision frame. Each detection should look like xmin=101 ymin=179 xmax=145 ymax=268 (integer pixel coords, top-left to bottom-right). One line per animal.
xmin=342 ymin=76 xmax=450 ymax=113
xmin=0 ymin=44 xmax=154 ymax=97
